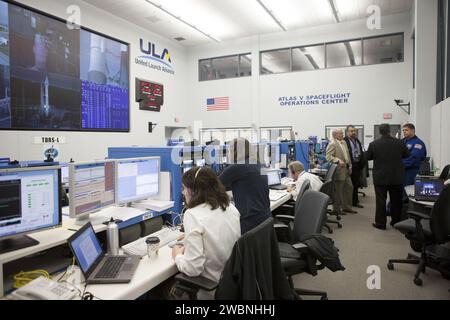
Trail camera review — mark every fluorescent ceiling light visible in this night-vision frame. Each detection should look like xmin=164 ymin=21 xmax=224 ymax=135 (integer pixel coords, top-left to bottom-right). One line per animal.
xmin=144 ymin=0 xmax=221 ymax=42
xmin=328 ymin=0 xmax=341 ymax=23
xmin=256 ymin=0 xmax=287 ymax=31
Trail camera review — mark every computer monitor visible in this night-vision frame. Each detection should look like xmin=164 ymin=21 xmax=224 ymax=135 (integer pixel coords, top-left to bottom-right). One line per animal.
xmin=115 ymin=157 xmax=160 ymax=205
xmin=414 ymin=177 xmax=444 ymax=202
xmin=0 ymin=166 xmax=62 ymax=254
xmin=266 ymin=169 xmax=281 ymax=186
xmin=182 ymin=160 xmax=194 ymax=174
xmin=69 ymin=160 xmax=116 ymax=223
xmin=60 ymin=164 xmax=69 ymax=186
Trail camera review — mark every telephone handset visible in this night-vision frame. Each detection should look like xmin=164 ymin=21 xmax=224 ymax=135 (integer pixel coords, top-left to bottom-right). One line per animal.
xmin=12 ymin=276 xmax=78 ymax=300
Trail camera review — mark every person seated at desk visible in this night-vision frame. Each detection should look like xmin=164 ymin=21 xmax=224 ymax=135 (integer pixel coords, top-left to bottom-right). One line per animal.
xmin=219 ymin=138 xmax=271 ymax=234
xmin=172 ymin=167 xmax=241 ymax=299
xmin=287 ymin=161 xmax=323 ymax=201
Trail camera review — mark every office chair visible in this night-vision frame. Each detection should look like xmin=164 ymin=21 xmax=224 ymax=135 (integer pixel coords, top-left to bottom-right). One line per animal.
xmin=387 ymin=185 xmax=450 ymax=286
xmin=324 ymin=163 xmax=337 ymax=182
xmin=320 ymin=164 xmax=342 ymax=233
xmin=277 ymin=180 xmax=311 ymax=216
xmin=439 ymin=164 xmax=450 ymax=180
xmin=274 ymin=190 xmax=331 ymax=299
xmin=173 ymin=218 xmax=293 ymax=300
xmin=419 ymin=157 xmax=431 ymax=176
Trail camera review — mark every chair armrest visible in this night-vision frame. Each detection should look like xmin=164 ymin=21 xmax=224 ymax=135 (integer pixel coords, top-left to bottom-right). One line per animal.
xmin=407 ymin=210 xmax=430 ymax=220
xmin=275 ymin=215 xmax=295 ymax=221
xmin=273 ymin=223 xmax=289 ymax=230
xmin=174 ymin=273 xmax=218 ymax=292
xmin=292 ymin=242 xmax=309 ymax=254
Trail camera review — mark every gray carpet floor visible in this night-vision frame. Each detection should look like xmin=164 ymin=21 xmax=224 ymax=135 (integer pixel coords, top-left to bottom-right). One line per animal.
xmin=292 ymin=185 xmax=450 ymax=300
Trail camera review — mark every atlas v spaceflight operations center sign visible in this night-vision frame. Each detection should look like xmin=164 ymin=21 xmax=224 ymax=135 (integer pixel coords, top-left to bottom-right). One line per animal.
xmin=135 ymin=39 xmax=175 ymax=75
xmin=278 ymin=93 xmax=351 ymax=106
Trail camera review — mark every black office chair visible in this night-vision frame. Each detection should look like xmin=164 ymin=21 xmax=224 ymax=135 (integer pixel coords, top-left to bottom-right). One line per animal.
xmin=320 ymin=164 xmax=342 ymax=233
xmin=324 ymin=163 xmax=337 ymax=182
xmin=174 ymin=218 xmax=293 ymax=300
xmin=277 ymin=180 xmax=311 ymax=216
xmin=274 ymin=190 xmax=331 ymax=299
xmin=387 ymin=185 xmax=450 ymax=286
xmin=439 ymin=164 xmax=450 ymax=180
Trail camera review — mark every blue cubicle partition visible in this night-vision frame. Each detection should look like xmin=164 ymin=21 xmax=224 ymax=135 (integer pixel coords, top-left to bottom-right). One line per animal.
xmin=108 ymin=147 xmax=184 ymax=224
xmin=279 ymin=141 xmax=310 ymax=171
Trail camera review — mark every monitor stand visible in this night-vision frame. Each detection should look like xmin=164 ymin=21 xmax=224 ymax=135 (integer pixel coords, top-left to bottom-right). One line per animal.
xmin=0 ymin=235 xmax=40 ymax=255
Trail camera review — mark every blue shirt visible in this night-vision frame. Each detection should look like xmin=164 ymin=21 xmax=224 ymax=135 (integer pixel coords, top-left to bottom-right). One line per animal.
xmin=402 ymin=135 xmax=427 ymax=169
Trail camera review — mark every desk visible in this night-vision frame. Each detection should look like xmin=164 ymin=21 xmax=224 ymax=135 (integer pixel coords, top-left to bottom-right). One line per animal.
xmin=86 ymin=246 xmax=177 ymax=300
xmin=0 ymin=205 xmax=174 ymax=297
xmin=405 ymin=185 xmax=435 ymax=208
xmin=270 ymin=190 xmax=292 ymax=211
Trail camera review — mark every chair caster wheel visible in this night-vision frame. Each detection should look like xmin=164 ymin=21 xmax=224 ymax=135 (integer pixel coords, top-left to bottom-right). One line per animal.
xmin=337 ymin=224 xmax=342 ymax=229
xmin=414 ymin=278 xmax=423 ymax=286
xmin=337 ymin=216 xmax=341 ymax=221
xmin=328 ymin=230 xmax=333 ymax=234
xmin=387 ymin=262 xmax=394 ymax=270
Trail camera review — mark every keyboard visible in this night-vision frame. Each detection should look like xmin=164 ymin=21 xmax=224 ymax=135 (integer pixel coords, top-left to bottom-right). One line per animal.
xmin=122 ymin=228 xmax=183 ymax=257
xmin=95 ymin=256 xmax=126 ymax=279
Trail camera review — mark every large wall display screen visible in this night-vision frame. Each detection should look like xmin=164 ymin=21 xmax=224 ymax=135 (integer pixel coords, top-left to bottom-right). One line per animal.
xmin=0 ymin=1 xmax=129 ymax=131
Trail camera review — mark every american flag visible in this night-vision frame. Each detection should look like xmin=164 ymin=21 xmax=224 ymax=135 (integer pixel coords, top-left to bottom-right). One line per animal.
xmin=207 ymin=97 xmax=229 ymax=111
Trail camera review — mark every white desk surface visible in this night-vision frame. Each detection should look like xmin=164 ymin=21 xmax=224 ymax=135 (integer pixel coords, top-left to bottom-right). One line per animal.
xmin=270 ymin=190 xmax=292 ymax=211
xmin=86 ymin=246 xmax=177 ymax=300
xmin=2 ymin=193 xmax=291 ymax=300
xmin=404 ymin=185 xmax=435 ymax=208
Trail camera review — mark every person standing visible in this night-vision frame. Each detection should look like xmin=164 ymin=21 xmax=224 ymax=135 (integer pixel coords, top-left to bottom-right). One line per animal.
xmin=326 ymin=129 xmax=356 ymax=214
xmin=366 ymin=124 xmax=410 ymax=230
xmin=219 ymin=138 xmax=271 ymax=234
xmin=402 ymin=123 xmax=427 ymax=186
xmin=344 ymin=125 xmax=366 ymax=208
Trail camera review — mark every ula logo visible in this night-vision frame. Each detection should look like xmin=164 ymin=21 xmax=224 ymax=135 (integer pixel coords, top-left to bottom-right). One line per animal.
xmin=139 ymin=39 xmax=173 ymax=69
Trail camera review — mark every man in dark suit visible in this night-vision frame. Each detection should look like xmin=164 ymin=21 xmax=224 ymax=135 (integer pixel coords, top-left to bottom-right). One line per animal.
xmin=344 ymin=125 xmax=365 ymax=208
xmin=366 ymin=124 xmax=410 ymax=230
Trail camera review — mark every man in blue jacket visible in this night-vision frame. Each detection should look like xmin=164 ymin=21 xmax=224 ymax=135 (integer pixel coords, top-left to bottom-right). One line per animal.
xmin=402 ymin=123 xmax=427 ymax=186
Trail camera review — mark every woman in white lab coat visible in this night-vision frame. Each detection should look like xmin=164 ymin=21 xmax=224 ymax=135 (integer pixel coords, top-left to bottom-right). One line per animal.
xmin=172 ymin=167 xmax=241 ymax=299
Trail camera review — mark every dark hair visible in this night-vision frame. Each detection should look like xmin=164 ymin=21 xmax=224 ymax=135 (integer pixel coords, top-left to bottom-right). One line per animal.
xmin=346 ymin=125 xmax=355 ymax=133
xmin=379 ymin=123 xmax=391 ymax=136
xmin=182 ymin=167 xmax=230 ymax=211
xmin=402 ymin=123 xmax=415 ymax=130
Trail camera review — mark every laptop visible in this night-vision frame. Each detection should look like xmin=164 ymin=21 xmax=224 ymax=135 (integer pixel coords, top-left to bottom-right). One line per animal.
xmin=266 ymin=169 xmax=287 ymax=190
xmin=414 ymin=176 xmax=445 ymax=202
xmin=67 ymin=222 xmax=140 ymax=284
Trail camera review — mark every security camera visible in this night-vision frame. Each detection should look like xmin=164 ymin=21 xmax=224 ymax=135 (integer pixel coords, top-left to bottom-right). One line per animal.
xmin=394 ymin=99 xmax=403 ymax=105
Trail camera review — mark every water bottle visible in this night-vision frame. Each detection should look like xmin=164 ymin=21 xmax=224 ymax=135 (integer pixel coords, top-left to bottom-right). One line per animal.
xmin=107 ymin=218 xmax=119 ymax=256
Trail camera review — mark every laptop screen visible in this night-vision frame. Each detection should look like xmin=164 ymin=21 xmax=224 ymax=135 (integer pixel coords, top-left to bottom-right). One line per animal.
xmin=267 ymin=170 xmax=281 ymax=186
xmin=69 ymin=224 xmax=103 ymax=274
xmin=415 ymin=178 xmax=444 ymax=200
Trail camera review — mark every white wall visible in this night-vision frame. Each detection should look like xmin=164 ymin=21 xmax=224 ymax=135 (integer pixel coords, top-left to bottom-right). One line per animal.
xmin=0 ymin=0 xmax=189 ymax=162
xmin=186 ymin=13 xmax=414 ymax=147
xmin=430 ymin=97 xmax=450 ymax=172
xmin=412 ymin=0 xmax=438 ymax=147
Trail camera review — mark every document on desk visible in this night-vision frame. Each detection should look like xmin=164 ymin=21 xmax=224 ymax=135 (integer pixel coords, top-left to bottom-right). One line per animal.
xmin=269 ymin=191 xmax=288 ymax=201
xmin=101 ymin=206 xmax=147 ymax=222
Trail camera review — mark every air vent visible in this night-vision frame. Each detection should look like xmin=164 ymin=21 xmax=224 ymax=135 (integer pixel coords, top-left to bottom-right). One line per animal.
xmin=146 ymin=15 xmax=161 ymax=23
xmin=174 ymin=37 xmax=186 ymax=41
